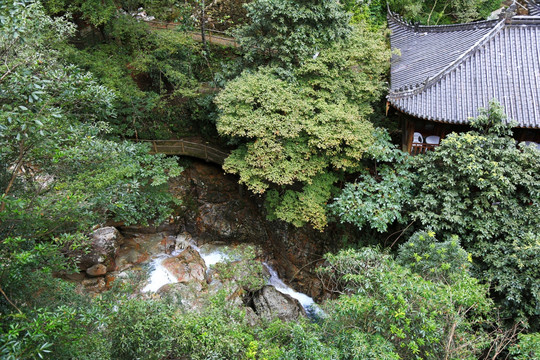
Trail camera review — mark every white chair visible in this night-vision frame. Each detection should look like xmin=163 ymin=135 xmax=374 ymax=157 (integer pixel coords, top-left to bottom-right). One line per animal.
xmin=425 ymin=135 xmax=440 ymax=145
xmin=413 ymin=132 xmax=423 ymax=144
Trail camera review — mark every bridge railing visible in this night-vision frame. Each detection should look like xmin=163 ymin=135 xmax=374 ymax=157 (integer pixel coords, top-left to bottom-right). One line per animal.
xmin=144 ymin=20 xmax=239 ymax=47
xmin=137 ymin=139 xmax=229 ymax=165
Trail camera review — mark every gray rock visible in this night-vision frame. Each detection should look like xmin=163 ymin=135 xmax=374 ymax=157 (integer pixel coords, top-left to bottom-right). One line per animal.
xmin=252 ymin=285 xmax=306 ymax=322
xmin=77 ymin=227 xmax=123 ymax=271
xmin=244 ymin=307 xmax=260 ymax=327
xmin=157 ymin=282 xmax=205 ymax=310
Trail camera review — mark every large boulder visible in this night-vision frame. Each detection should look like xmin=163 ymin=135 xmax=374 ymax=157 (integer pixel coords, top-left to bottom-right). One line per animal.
xmin=156 ymin=282 xmax=205 ymax=310
xmin=161 ymin=246 xmax=207 ymax=283
xmin=77 ymin=227 xmax=123 ymax=271
xmin=86 ymin=264 xmax=107 ymax=277
xmin=251 ymin=285 xmax=306 ymax=322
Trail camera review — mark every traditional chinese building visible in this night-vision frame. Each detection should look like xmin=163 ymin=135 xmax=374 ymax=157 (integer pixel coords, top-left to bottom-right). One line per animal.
xmin=388 ymin=3 xmax=540 ymax=153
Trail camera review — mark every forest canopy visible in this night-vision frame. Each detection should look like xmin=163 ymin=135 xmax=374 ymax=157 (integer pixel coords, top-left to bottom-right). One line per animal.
xmin=1 ymin=0 xmax=539 ymax=359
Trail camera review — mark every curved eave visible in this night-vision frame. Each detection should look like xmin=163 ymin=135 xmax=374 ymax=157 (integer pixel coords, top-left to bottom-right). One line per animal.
xmin=388 ymin=95 xmax=540 ymax=129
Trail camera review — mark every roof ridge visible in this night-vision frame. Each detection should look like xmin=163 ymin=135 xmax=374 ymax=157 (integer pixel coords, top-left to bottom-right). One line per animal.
xmin=508 ymin=15 xmax=540 ymax=24
xmin=389 ymin=19 xmax=506 ymax=98
xmin=387 ymin=10 xmax=500 ymax=33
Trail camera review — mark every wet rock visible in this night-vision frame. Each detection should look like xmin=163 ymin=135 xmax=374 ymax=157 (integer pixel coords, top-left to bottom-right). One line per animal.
xmin=81 ymin=277 xmax=106 ymax=293
xmin=77 ymin=227 xmax=123 ymax=271
xmin=157 ymin=282 xmax=205 ymax=310
xmin=115 ymin=233 xmax=175 ymax=271
xmin=86 ymin=264 xmax=107 ymax=276
xmin=175 ymin=233 xmax=193 ymax=252
xmin=162 ymin=246 xmax=207 ymax=283
xmin=251 ymin=285 xmax=306 ymax=322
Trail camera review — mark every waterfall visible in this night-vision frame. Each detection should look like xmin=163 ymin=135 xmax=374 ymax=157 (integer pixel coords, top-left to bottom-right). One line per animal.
xmin=264 ymin=263 xmax=323 ymax=317
xmin=142 ymin=242 xmax=323 ymax=319
xmin=142 ymin=254 xmax=178 ymax=293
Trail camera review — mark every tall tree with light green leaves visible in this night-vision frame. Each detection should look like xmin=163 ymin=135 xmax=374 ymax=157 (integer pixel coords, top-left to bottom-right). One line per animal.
xmin=216 ymin=24 xmax=390 ymax=230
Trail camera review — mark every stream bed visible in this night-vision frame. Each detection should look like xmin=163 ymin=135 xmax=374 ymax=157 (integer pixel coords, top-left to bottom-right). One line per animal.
xmin=139 ymin=236 xmax=320 ymax=317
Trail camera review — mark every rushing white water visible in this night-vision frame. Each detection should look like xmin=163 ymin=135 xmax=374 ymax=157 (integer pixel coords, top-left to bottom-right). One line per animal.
xmin=142 ymin=243 xmax=230 ymax=293
xmin=264 ymin=263 xmax=323 ymax=317
xmin=142 ymin=241 xmax=323 ymax=319
xmin=141 ymin=254 xmax=178 ymax=293
xmin=190 ymin=243 xmax=230 ymax=268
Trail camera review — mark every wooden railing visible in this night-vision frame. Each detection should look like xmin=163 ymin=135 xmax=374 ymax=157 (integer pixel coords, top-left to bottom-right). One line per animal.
xmin=137 ymin=139 xmax=229 ymax=165
xmin=410 ymin=143 xmax=438 ymax=155
xmin=144 ymin=20 xmax=239 ymax=47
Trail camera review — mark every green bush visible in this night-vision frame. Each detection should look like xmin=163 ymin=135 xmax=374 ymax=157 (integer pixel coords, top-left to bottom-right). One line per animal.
xmin=319 ymin=247 xmax=492 ymax=360
xmin=172 ymin=292 xmax=254 ymax=359
xmin=510 ymin=333 xmax=540 ymax=360
xmin=397 ymin=230 xmax=471 ymax=284
xmin=109 ymin=300 xmax=176 ymax=360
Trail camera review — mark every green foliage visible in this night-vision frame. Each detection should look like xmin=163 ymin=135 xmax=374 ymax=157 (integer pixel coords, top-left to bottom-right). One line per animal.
xmin=265 ymin=173 xmax=338 ymax=230
xmin=172 ymin=292 xmax=255 ymax=359
xmin=387 ymin=0 xmax=503 ymax=24
xmin=343 ymin=0 xmax=502 ymax=26
xmin=236 ymin=0 xmax=351 ymax=68
xmin=397 ymin=230 xmax=472 ymax=284
xmin=43 ymin=0 xmax=117 ymax=26
xmin=1 ymin=304 xmax=110 ymax=360
xmin=42 ymin=0 xmax=194 ymax=26
xmin=510 ymin=333 xmax=540 ymax=360
xmin=0 ymin=237 xmax=110 ymax=359
xmin=342 ymin=0 xmax=390 ymax=28
xmin=319 ymin=246 xmax=492 ymax=360
xmin=128 ymin=28 xmax=202 ymax=98
xmin=0 ymin=1 xmax=183 ymax=239
xmin=109 ymin=300 xmax=176 ymax=360
xmin=258 ymin=321 xmax=339 ymax=360
xmin=210 ymin=245 xmax=267 ymax=291
xmin=64 ymin=13 xmax=207 ymax=139
xmin=331 ymin=130 xmax=413 ymax=232
xmin=216 ymin=24 xmax=390 ymax=229
xmin=411 ymin=101 xmax=540 ymax=321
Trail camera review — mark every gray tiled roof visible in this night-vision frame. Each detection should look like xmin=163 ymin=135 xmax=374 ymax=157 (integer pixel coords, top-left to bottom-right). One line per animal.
xmin=528 ymin=1 xmax=540 ymax=16
xmin=388 ymin=13 xmax=540 ymax=128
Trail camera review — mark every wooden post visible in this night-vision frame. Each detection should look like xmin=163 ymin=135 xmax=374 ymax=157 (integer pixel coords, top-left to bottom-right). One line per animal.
xmin=402 ymin=118 xmax=415 ymax=153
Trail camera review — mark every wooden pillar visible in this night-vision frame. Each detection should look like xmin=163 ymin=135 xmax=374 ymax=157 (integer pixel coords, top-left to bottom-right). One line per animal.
xmin=402 ymin=117 xmax=415 ymax=153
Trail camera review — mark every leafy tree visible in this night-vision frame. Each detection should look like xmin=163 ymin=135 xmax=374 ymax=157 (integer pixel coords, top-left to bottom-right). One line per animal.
xmin=0 ymin=3 xmax=183 ymax=357
xmin=396 ymin=230 xmax=472 ymax=284
xmin=216 ymin=24 xmax=390 ymax=230
xmin=109 ymin=300 xmax=176 ymax=360
xmin=235 ymin=0 xmax=352 ymax=68
xmin=42 ymin=0 xmax=193 ymax=26
xmin=510 ymin=333 xmax=540 ymax=360
xmin=411 ymin=101 xmax=540 ymax=322
xmin=319 ymin=241 xmax=493 ymax=360
xmin=334 ymin=100 xmax=539 ymax=324
xmin=0 ymin=2 xmax=182 ymax=239
xmin=330 ymin=130 xmax=414 ymax=232
xmin=348 ymin=0 xmax=503 ymax=25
